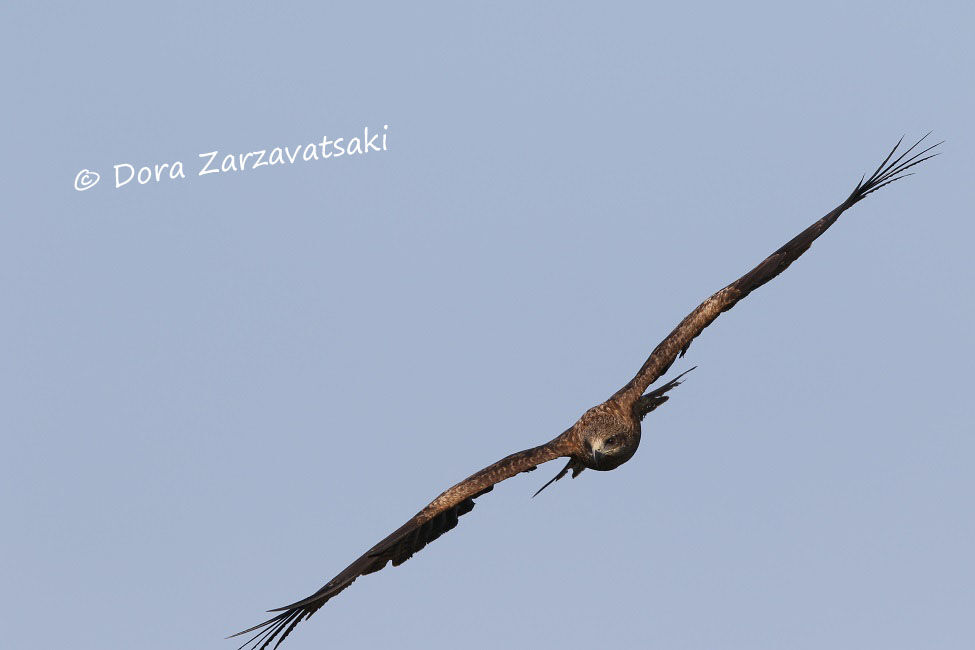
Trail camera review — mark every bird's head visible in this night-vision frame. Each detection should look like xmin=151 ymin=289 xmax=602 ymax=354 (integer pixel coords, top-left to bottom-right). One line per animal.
xmin=576 ymin=404 xmax=641 ymax=471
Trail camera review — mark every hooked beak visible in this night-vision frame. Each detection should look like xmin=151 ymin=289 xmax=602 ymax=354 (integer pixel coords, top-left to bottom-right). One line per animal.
xmin=592 ymin=448 xmax=606 ymax=467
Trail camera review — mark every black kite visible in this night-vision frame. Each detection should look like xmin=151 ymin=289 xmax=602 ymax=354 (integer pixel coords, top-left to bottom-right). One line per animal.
xmin=232 ymin=135 xmax=940 ymax=649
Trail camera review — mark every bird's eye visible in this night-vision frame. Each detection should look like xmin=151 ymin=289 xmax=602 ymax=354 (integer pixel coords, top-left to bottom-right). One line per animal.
xmin=605 ymin=436 xmax=620 ymax=447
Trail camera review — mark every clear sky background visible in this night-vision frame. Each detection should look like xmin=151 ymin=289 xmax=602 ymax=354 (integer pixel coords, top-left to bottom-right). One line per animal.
xmin=3 ymin=3 xmax=973 ymax=649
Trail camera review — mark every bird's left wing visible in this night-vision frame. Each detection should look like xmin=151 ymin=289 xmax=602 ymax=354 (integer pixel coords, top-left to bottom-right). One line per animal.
xmin=230 ymin=436 xmax=572 ymax=650
xmin=612 ymin=134 xmax=940 ymax=408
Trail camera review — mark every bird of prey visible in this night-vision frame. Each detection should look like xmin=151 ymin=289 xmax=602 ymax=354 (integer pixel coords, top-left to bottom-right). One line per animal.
xmin=232 ymin=135 xmax=940 ymax=650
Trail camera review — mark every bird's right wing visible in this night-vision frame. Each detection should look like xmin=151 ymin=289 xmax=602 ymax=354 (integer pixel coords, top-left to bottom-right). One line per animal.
xmin=230 ymin=436 xmax=573 ymax=650
xmin=612 ymin=134 xmax=941 ymax=408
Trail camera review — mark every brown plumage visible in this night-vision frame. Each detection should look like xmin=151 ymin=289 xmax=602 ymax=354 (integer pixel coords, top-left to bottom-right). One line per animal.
xmin=231 ymin=134 xmax=940 ymax=650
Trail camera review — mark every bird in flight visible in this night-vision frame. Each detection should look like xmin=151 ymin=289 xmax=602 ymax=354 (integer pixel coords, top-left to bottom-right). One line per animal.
xmin=231 ymin=134 xmax=940 ymax=650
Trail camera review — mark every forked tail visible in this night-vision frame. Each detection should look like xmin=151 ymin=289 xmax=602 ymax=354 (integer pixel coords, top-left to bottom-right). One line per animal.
xmin=532 ymin=457 xmax=586 ymax=498
xmin=634 ymin=367 xmax=696 ymax=420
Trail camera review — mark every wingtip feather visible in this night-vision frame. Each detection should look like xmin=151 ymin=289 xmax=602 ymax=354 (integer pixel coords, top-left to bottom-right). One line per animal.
xmin=851 ymin=133 xmax=941 ymax=203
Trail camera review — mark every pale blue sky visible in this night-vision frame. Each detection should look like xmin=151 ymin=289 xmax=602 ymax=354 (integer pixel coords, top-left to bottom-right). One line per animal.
xmin=2 ymin=3 xmax=973 ymax=649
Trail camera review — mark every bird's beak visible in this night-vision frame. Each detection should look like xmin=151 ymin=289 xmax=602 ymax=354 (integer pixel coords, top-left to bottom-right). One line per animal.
xmin=592 ymin=448 xmax=606 ymax=467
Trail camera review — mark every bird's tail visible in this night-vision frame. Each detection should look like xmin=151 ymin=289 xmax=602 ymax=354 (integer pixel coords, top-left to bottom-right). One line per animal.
xmin=634 ymin=367 xmax=696 ymax=420
xmin=532 ymin=458 xmax=586 ymax=498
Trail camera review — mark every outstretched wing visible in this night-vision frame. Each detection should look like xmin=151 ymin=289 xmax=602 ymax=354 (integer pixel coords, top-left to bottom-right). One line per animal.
xmin=230 ymin=438 xmax=571 ymax=650
xmin=613 ymin=134 xmax=941 ymax=407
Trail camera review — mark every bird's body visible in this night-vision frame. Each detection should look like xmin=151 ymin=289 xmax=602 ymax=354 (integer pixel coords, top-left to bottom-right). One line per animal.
xmin=232 ymin=135 xmax=940 ymax=650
